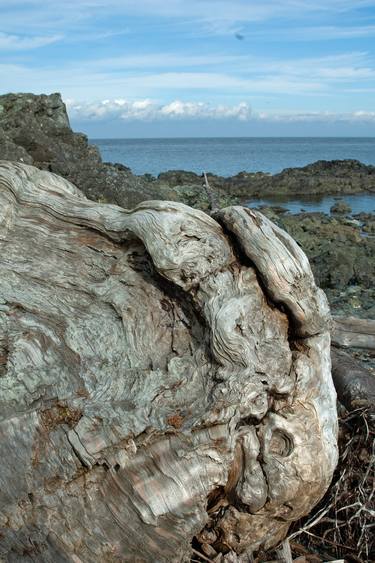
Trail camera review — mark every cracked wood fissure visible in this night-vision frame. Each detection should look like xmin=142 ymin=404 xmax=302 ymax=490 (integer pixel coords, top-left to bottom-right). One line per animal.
xmin=0 ymin=162 xmax=338 ymax=562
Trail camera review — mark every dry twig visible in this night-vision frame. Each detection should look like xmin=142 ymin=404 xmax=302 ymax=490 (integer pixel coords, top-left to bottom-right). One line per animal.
xmin=288 ymin=407 xmax=375 ymax=562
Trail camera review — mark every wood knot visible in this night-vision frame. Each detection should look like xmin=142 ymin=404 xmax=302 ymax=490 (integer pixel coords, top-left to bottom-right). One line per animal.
xmin=40 ymin=402 xmax=83 ymax=431
xmin=167 ymin=413 xmax=184 ymax=429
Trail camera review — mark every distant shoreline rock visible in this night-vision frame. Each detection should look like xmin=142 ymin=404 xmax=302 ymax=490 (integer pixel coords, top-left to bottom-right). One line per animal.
xmin=330 ymin=200 xmax=352 ymax=215
xmin=155 ymin=159 xmax=375 ymax=209
xmin=1 ymin=92 xmax=375 ymax=210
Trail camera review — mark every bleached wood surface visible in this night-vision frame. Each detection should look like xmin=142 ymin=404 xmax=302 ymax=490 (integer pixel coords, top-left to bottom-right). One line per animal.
xmin=332 ymin=316 xmax=375 ymax=351
xmin=0 ymin=162 xmax=338 ymax=562
xmin=331 ymin=348 xmax=375 ymax=411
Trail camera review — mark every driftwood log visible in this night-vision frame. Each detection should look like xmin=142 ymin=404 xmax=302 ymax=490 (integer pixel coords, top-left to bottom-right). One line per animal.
xmin=332 ymin=316 xmax=375 ymax=351
xmin=331 ymin=349 xmax=375 ymax=411
xmin=0 ymin=162 xmax=338 ymax=562
xmin=331 ymin=316 xmax=375 ymax=412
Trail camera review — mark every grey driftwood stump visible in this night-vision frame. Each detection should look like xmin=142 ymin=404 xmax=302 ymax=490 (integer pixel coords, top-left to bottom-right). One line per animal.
xmin=0 ymin=162 xmax=338 ymax=562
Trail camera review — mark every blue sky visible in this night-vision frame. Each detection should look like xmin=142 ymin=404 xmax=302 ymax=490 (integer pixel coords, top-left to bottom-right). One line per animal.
xmin=1 ymin=0 xmax=375 ymax=136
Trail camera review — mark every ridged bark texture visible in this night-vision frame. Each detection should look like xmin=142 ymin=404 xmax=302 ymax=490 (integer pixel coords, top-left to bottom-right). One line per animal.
xmin=0 ymin=162 xmax=338 ymax=562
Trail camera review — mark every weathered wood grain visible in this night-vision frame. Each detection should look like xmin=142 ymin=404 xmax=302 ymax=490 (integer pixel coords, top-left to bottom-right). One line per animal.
xmin=0 ymin=162 xmax=338 ymax=562
xmin=332 ymin=316 xmax=375 ymax=351
xmin=331 ymin=348 xmax=375 ymax=411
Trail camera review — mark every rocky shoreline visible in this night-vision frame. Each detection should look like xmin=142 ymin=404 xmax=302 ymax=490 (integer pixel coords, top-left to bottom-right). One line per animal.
xmin=153 ymin=158 xmax=375 ymax=210
xmin=1 ymin=93 xmax=375 ymax=209
xmin=1 ymin=92 xmax=374 ymax=322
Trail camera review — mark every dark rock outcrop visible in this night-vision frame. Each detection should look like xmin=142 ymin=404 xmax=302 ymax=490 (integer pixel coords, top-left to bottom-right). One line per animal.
xmin=157 ymin=160 xmax=375 ymax=204
xmin=0 ymin=93 xmax=165 ymax=207
xmin=330 ymin=200 xmax=352 ymax=215
xmin=241 ymin=159 xmax=375 ymax=197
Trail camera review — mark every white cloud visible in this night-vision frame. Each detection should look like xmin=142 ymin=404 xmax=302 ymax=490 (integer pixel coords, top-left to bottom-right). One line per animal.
xmin=66 ymin=99 xmax=252 ymax=121
xmin=159 ymin=100 xmax=251 ymax=119
xmin=1 ymin=49 xmax=374 ymax=101
xmin=83 ymin=53 xmax=242 ymax=71
xmin=290 ymin=25 xmax=375 ymax=40
xmin=83 ymin=50 xmax=375 ymax=81
xmin=255 ymin=110 xmax=375 ymax=122
xmin=0 ymin=1 xmax=320 ymax=29
xmin=0 ymin=31 xmax=61 ymax=50
xmin=66 ymin=99 xmax=375 ymax=124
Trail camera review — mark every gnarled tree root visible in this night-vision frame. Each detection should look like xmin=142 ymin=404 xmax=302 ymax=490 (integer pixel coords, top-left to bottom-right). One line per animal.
xmin=0 ymin=162 xmax=338 ymax=562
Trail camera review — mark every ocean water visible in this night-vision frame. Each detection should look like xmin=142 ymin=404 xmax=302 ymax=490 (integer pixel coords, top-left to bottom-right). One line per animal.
xmin=93 ymin=137 xmax=375 ymax=215
xmin=247 ymin=192 xmax=375 ymax=215
xmin=93 ymin=137 xmax=375 ymax=177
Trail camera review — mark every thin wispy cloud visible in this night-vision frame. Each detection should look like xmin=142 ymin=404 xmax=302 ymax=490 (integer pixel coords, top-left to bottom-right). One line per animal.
xmin=287 ymin=25 xmax=375 ymax=40
xmin=257 ymin=110 xmax=375 ymax=122
xmin=2 ymin=0 xmax=375 ymax=34
xmin=239 ymin=24 xmax=375 ymax=42
xmin=2 ymin=51 xmax=373 ymax=98
xmin=0 ymin=31 xmax=62 ymax=50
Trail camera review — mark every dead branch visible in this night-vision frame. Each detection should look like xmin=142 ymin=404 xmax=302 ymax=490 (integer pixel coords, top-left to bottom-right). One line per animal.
xmin=203 ymin=171 xmax=220 ymax=212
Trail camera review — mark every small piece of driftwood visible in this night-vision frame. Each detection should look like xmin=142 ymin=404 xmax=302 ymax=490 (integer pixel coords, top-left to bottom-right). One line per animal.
xmin=331 ymin=348 xmax=375 ymax=411
xmin=332 ymin=316 xmax=375 ymax=351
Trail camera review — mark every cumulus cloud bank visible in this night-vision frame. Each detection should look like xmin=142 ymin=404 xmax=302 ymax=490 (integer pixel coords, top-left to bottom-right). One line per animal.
xmin=66 ymin=99 xmax=252 ymax=121
xmin=66 ymin=99 xmax=375 ymax=125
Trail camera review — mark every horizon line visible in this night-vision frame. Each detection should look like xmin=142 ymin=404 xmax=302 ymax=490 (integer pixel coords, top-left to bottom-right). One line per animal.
xmin=89 ymin=135 xmax=375 ymax=140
